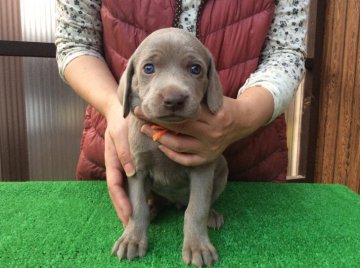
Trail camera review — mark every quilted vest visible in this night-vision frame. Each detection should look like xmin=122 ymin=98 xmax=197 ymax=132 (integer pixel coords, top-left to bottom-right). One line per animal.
xmin=76 ymin=0 xmax=288 ymax=182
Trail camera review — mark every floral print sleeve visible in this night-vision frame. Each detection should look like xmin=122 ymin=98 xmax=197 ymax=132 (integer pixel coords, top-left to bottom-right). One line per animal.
xmin=55 ymin=0 xmax=103 ymax=80
xmin=238 ymin=0 xmax=309 ymax=121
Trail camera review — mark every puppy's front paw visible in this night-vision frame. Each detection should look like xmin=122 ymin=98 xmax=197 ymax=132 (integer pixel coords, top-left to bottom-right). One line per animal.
xmin=182 ymin=235 xmax=218 ymax=267
xmin=112 ymin=227 xmax=148 ymax=261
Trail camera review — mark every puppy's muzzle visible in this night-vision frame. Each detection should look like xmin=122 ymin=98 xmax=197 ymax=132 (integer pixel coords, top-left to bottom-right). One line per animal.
xmin=160 ymin=88 xmax=189 ymax=112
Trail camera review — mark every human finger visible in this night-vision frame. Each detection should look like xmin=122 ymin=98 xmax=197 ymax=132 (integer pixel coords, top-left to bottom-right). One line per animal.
xmin=140 ymin=124 xmax=202 ymax=154
xmin=158 ymin=145 xmax=207 ymax=166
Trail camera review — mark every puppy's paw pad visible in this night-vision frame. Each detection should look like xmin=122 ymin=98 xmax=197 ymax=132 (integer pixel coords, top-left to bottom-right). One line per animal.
xmin=207 ymin=209 xmax=224 ymax=229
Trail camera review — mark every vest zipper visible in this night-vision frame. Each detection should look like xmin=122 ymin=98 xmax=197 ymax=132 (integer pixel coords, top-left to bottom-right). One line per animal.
xmin=172 ymin=0 xmax=182 ymax=28
xmin=195 ymin=0 xmax=206 ymax=39
xmin=173 ymin=0 xmax=207 ymax=39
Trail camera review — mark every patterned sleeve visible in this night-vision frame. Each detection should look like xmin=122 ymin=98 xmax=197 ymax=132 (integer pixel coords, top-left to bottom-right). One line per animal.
xmin=238 ymin=0 xmax=309 ymax=122
xmin=55 ymin=0 xmax=104 ymax=80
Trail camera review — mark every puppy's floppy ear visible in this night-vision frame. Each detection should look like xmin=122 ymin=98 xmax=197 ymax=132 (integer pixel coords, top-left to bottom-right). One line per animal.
xmin=118 ymin=57 xmax=135 ymax=118
xmin=206 ymin=56 xmax=223 ymax=113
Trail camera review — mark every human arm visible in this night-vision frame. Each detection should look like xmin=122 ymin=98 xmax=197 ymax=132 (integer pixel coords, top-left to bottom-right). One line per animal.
xmin=55 ymin=0 xmax=133 ymax=225
xmin=239 ymin=0 xmax=308 ymax=121
xmin=67 ymin=56 xmax=134 ymax=225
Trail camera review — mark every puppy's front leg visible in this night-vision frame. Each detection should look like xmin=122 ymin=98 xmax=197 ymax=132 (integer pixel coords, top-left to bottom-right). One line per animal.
xmin=112 ymin=171 xmax=150 ymax=260
xmin=182 ymin=165 xmax=218 ymax=267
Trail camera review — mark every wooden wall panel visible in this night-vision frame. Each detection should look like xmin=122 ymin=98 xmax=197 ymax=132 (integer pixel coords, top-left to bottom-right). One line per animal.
xmin=348 ymin=44 xmax=360 ymax=191
xmin=315 ymin=0 xmax=360 ymax=193
xmin=335 ymin=0 xmax=360 ymax=186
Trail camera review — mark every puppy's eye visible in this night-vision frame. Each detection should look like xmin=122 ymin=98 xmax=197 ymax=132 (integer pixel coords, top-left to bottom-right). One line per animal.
xmin=190 ymin=64 xmax=202 ymax=75
xmin=143 ymin=63 xmax=155 ymax=74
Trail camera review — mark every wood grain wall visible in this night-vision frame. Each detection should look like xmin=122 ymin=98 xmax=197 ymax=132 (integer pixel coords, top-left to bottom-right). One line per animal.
xmin=315 ymin=0 xmax=360 ymax=193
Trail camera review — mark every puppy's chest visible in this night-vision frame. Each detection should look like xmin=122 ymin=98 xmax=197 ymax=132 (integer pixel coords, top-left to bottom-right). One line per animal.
xmin=137 ymin=148 xmax=189 ymax=186
xmin=133 ymin=145 xmax=190 ymax=203
xmin=150 ymin=155 xmax=188 ymax=183
xmin=149 ymin=155 xmax=191 ymax=204
xmin=129 ymin=118 xmax=190 ymax=200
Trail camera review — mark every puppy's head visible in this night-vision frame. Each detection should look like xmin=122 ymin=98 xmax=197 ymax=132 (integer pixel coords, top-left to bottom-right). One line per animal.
xmin=119 ymin=28 xmax=223 ymax=124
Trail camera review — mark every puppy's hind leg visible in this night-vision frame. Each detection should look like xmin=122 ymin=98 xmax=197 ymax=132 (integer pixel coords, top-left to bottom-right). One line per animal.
xmin=112 ymin=171 xmax=150 ymax=260
xmin=148 ymin=192 xmax=173 ymax=221
xmin=207 ymin=209 xmax=224 ymax=230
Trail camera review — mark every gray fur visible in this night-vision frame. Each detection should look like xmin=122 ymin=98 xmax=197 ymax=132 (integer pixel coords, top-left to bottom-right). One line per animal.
xmin=112 ymin=28 xmax=228 ymax=267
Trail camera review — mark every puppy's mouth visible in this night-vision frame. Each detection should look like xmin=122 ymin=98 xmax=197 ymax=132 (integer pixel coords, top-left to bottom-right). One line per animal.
xmin=157 ymin=115 xmax=188 ymax=124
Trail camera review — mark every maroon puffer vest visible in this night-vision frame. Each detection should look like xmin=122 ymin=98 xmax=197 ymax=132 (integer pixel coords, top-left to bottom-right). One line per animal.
xmin=76 ymin=0 xmax=288 ymax=182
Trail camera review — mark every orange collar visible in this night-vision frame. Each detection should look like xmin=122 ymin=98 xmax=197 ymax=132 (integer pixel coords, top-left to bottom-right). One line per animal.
xmin=150 ymin=125 xmax=169 ymax=141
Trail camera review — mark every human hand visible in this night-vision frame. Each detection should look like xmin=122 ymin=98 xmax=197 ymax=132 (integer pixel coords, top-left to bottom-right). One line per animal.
xmin=62 ymin=54 xmax=136 ymax=226
xmin=134 ymin=96 xmax=245 ymax=166
xmin=104 ymin=105 xmax=135 ymax=226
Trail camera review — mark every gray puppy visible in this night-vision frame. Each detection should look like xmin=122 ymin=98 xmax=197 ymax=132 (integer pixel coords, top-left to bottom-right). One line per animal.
xmin=112 ymin=28 xmax=228 ymax=267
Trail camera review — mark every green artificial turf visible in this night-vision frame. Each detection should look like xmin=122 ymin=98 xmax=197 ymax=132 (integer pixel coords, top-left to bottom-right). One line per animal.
xmin=1 ymin=181 xmax=360 ymax=267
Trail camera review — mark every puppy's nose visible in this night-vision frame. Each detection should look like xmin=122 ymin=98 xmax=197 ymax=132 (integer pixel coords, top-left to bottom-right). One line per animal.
xmin=163 ymin=94 xmax=188 ymax=111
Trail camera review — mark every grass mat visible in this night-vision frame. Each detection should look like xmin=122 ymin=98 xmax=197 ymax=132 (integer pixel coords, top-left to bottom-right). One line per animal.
xmin=1 ymin=181 xmax=360 ymax=267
